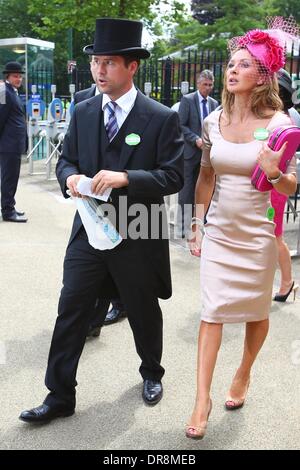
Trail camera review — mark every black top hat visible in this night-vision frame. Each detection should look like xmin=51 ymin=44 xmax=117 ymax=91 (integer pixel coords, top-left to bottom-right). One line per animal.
xmin=277 ymin=68 xmax=293 ymax=95
xmin=83 ymin=18 xmax=150 ymax=59
xmin=2 ymin=61 xmax=25 ymax=75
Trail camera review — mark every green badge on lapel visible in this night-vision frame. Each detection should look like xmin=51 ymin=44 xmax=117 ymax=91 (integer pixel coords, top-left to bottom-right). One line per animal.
xmin=254 ymin=128 xmax=269 ymax=141
xmin=266 ymin=206 xmax=275 ymax=221
xmin=125 ymin=133 xmax=141 ymax=146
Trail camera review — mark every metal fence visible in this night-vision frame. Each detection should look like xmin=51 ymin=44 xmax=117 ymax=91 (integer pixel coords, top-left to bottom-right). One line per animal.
xmin=135 ymin=50 xmax=226 ymax=105
xmin=29 ymin=45 xmax=300 ymax=107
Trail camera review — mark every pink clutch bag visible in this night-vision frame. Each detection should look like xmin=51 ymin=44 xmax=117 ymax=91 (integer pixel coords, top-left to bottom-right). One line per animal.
xmin=251 ymin=125 xmax=300 ymax=192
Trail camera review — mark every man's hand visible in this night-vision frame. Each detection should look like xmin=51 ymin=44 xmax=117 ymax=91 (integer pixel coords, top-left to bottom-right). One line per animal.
xmin=195 ymin=137 xmax=203 ymax=149
xmin=66 ymin=174 xmax=85 ymax=197
xmin=91 ymin=170 xmax=129 ymax=195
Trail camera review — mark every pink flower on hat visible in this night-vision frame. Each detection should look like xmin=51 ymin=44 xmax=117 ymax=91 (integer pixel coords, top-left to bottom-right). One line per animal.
xmin=239 ymin=30 xmax=269 ymax=45
xmin=237 ymin=29 xmax=285 ymax=73
xmin=266 ymin=40 xmax=285 ymax=72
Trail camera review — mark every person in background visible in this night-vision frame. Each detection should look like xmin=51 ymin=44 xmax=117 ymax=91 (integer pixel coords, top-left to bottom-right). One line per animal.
xmin=73 ymin=59 xmax=127 ymax=336
xmin=272 ymin=68 xmax=300 ymax=302
xmin=0 ymin=62 xmax=27 ymax=223
xmin=177 ymin=70 xmax=218 ymax=237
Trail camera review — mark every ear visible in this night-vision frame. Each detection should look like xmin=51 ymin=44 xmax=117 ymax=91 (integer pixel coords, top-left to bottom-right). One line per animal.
xmin=257 ymin=78 xmax=264 ymax=86
xmin=130 ymin=61 xmax=138 ymax=74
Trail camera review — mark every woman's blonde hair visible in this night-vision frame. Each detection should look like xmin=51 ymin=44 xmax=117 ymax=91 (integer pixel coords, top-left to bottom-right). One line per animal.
xmin=222 ymin=49 xmax=283 ymax=120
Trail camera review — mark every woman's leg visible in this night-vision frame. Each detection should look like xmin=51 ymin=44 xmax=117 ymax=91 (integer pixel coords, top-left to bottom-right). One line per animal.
xmin=188 ymin=320 xmax=223 ymax=426
xmin=227 ymin=319 xmax=269 ymax=400
xmin=276 ymin=236 xmax=293 ymax=294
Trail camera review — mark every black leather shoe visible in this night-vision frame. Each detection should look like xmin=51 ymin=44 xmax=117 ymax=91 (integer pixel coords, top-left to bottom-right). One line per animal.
xmin=142 ymin=380 xmax=163 ymax=406
xmin=86 ymin=325 xmax=101 ymax=338
xmin=19 ymin=403 xmax=74 ymax=424
xmin=2 ymin=213 xmax=27 ymax=223
xmin=104 ymin=307 xmax=127 ymax=325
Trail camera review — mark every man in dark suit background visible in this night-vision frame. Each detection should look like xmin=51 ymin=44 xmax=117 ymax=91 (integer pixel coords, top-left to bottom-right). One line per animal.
xmin=74 ymin=60 xmax=127 ymax=336
xmin=73 ymin=84 xmax=96 ymax=103
xmin=20 ymin=18 xmax=184 ymax=424
xmin=177 ymin=70 xmax=218 ymax=237
xmin=0 ymin=62 xmax=27 ymax=223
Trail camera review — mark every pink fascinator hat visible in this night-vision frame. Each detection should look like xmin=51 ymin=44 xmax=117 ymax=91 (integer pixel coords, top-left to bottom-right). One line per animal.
xmin=228 ymin=16 xmax=299 ymax=75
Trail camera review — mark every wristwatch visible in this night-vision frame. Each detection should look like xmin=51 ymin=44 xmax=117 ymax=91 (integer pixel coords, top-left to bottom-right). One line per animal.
xmin=267 ymin=170 xmax=283 ymax=184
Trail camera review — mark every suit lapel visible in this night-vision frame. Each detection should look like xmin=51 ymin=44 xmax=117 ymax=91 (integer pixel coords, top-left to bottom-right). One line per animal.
xmin=7 ymin=83 xmax=24 ymax=113
xmin=208 ymin=96 xmax=215 ymax=113
xmin=194 ymin=92 xmax=201 ymax=124
xmin=88 ymin=85 xmax=96 ymax=98
xmin=85 ymin=94 xmax=103 ymax=172
xmin=118 ymin=91 xmax=153 ymax=169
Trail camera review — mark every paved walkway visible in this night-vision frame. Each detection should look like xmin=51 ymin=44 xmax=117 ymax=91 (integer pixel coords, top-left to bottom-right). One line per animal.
xmin=0 ymin=161 xmax=299 ymax=450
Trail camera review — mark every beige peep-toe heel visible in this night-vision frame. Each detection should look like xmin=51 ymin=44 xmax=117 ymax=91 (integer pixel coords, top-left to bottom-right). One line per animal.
xmin=185 ymin=399 xmax=212 ymax=440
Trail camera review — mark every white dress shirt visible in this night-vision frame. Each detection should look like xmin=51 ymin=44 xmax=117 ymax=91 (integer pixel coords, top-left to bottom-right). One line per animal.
xmin=6 ymin=80 xmax=18 ymax=95
xmin=102 ymin=85 xmax=137 ymax=130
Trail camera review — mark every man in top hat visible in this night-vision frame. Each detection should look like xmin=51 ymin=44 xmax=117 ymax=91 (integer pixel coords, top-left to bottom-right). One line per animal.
xmin=0 ymin=61 xmax=27 ymax=222
xmin=20 ymin=18 xmax=184 ymax=424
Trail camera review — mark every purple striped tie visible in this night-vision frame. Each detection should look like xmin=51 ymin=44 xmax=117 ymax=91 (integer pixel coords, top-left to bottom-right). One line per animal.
xmin=202 ymin=98 xmax=208 ymax=120
xmin=105 ymin=101 xmax=119 ymax=141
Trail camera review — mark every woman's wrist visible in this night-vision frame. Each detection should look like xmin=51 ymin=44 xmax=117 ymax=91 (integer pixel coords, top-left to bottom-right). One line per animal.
xmin=266 ymin=167 xmax=280 ymax=178
xmin=191 ymin=217 xmax=204 ymax=227
xmin=266 ymin=170 xmax=283 ymax=184
xmin=190 ymin=217 xmax=205 ymax=234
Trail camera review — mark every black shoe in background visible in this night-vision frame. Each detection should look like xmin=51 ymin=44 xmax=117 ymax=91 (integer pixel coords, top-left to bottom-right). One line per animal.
xmin=86 ymin=325 xmax=101 ymax=338
xmin=104 ymin=306 xmax=127 ymax=325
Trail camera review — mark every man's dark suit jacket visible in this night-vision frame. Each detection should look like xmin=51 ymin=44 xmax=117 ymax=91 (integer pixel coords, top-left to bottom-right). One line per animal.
xmin=74 ymin=85 xmax=96 ymax=104
xmin=56 ymin=90 xmax=184 ymax=300
xmin=178 ymin=91 xmax=218 ymax=162
xmin=0 ymin=82 xmax=27 ymax=154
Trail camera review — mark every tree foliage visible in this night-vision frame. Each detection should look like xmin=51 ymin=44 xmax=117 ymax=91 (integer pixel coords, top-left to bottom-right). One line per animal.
xmin=191 ymin=0 xmax=223 ymax=25
xmin=168 ymin=0 xmax=278 ymax=52
xmin=0 ymin=0 xmax=36 ymax=38
xmin=27 ymin=0 xmax=156 ymax=36
xmin=269 ymin=0 xmax=300 ymax=22
xmin=0 ymin=1 xmax=187 ymax=69
xmin=1 ymin=0 xmax=299 ymax=67
xmin=24 ymin=0 xmax=187 ymax=62
xmin=26 ymin=0 xmax=186 ymax=36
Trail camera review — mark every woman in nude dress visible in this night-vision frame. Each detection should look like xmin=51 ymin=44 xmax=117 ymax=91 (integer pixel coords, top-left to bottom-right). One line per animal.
xmin=185 ymin=26 xmax=298 ymax=439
